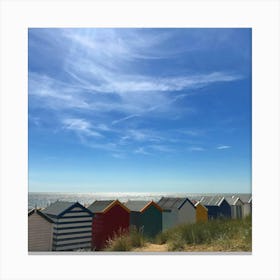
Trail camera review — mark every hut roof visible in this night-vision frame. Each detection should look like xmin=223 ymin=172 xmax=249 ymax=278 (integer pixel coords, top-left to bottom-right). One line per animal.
xmin=191 ymin=199 xmax=198 ymax=206
xmin=236 ymin=194 xmax=252 ymax=203
xmin=42 ymin=201 xmax=92 ymax=217
xmin=225 ymin=196 xmax=243 ymax=205
xmin=87 ymin=200 xmax=114 ymax=213
xmin=28 ymin=208 xmax=54 ymax=223
xmin=189 ymin=196 xmax=204 ymax=201
xmin=157 ymin=197 xmax=195 ymax=211
xmin=191 ymin=200 xmax=208 ymax=210
xmin=191 ymin=199 xmax=201 ymax=207
xmin=124 ymin=200 xmax=162 ymax=212
xmin=124 ymin=200 xmax=150 ymax=211
xmin=42 ymin=201 xmax=75 ymax=216
xmin=88 ymin=200 xmax=130 ymax=214
xmin=199 ymin=196 xmax=225 ymax=206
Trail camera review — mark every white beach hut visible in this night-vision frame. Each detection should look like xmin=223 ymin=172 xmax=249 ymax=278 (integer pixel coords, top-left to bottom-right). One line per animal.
xmin=236 ymin=194 xmax=252 ymax=217
xmin=225 ymin=196 xmax=244 ymax=219
xmin=157 ymin=197 xmax=196 ymax=231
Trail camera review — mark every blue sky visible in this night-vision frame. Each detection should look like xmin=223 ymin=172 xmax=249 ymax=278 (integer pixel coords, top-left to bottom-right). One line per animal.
xmin=28 ymin=28 xmax=251 ymax=193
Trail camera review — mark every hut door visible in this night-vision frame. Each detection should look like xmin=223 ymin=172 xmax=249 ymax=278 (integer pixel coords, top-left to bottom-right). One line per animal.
xmin=236 ymin=206 xmax=242 ymax=219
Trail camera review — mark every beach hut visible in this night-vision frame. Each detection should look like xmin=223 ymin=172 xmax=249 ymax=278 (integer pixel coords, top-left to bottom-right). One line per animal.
xmin=236 ymin=194 xmax=252 ymax=217
xmin=42 ymin=201 xmax=93 ymax=251
xmin=157 ymin=197 xmax=196 ymax=231
xmin=28 ymin=208 xmax=54 ymax=251
xmin=225 ymin=196 xmax=244 ymax=219
xmin=88 ymin=200 xmax=130 ymax=250
xmin=124 ymin=200 xmax=162 ymax=237
xmin=191 ymin=200 xmax=208 ymax=222
xmin=199 ymin=196 xmax=231 ymax=219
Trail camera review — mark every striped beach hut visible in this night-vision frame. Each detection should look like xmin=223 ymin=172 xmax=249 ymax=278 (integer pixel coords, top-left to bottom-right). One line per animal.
xmin=124 ymin=200 xmax=162 ymax=237
xmin=157 ymin=197 xmax=196 ymax=231
xmin=225 ymin=196 xmax=244 ymax=219
xmin=28 ymin=208 xmax=54 ymax=251
xmin=88 ymin=200 xmax=130 ymax=250
xmin=42 ymin=201 xmax=93 ymax=251
xmin=191 ymin=200 xmax=208 ymax=222
xmin=199 ymin=196 xmax=231 ymax=219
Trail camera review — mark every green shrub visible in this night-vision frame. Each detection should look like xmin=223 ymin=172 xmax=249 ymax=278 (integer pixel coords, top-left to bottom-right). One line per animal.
xmin=105 ymin=228 xmax=131 ymax=251
xmin=167 ymin=233 xmax=185 ymax=251
xmin=106 ymin=234 xmax=132 ymax=251
xmin=156 ymin=216 xmax=252 ymax=251
xmin=155 ymin=230 xmax=169 ymax=244
xmin=129 ymin=226 xmax=145 ymax=247
xmin=105 ymin=226 xmax=146 ymax=251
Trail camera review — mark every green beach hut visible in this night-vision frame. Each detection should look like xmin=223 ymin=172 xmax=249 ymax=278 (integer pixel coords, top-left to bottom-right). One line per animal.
xmin=124 ymin=200 xmax=163 ymax=237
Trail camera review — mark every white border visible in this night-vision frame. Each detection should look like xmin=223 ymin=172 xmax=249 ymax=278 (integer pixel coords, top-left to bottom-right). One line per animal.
xmin=0 ymin=0 xmax=279 ymax=279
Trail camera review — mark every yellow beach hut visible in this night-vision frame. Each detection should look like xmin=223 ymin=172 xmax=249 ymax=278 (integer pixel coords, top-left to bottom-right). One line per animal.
xmin=192 ymin=200 xmax=208 ymax=222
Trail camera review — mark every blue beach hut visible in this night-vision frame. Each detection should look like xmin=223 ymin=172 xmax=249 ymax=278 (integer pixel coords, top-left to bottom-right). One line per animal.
xmin=199 ymin=196 xmax=231 ymax=219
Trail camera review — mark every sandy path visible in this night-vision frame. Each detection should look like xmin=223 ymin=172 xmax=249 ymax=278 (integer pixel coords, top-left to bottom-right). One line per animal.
xmin=132 ymin=243 xmax=250 ymax=252
xmin=132 ymin=243 xmax=168 ymax=252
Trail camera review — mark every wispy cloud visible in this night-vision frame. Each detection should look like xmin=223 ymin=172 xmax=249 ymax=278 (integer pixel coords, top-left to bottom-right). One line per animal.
xmin=79 ymin=136 xmax=119 ymax=152
xmin=62 ymin=118 xmax=103 ymax=137
xmin=112 ymin=153 xmax=126 ymax=159
xmin=189 ymin=147 xmax=205 ymax=152
xmin=216 ymin=145 xmax=232 ymax=150
xmin=29 ymin=73 xmax=90 ymax=110
xmin=112 ymin=114 xmax=139 ymax=125
xmin=29 ymin=115 xmax=41 ymax=127
xmin=29 ymin=70 xmax=240 ymax=119
xmin=134 ymin=147 xmax=151 ymax=155
xmin=128 ymin=130 xmax=149 ymax=141
xmin=118 ymin=129 xmax=163 ymax=144
xmin=29 ymin=29 xmax=242 ymax=120
xmin=29 ymin=29 xmax=244 ymax=156
xmin=149 ymin=145 xmax=174 ymax=153
xmin=95 ymin=123 xmax=113 ymax=132
xmin=65 ymin=63 xmax=241 ymax=94
xmin=62 ymin=28 xmax=174 ymax=62
xmin=181 ymin=129 xmax=205 ymax=137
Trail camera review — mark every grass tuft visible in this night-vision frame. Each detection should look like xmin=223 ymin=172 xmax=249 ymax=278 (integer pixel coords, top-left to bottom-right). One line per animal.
xmin=105 ymin=226 xmax=146 ymax=251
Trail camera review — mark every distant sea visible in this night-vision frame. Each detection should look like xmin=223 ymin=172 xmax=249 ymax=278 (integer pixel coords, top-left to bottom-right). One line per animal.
xmin=28 ymin=192 xmax=251 ymax=209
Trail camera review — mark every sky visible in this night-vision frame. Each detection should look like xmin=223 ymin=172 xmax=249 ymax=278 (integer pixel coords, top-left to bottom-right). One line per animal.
xmin=28 ymin=28 xmax=252 ymax=193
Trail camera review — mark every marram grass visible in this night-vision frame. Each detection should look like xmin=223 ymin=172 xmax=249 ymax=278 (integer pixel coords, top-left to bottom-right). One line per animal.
xmin=105 ymin=216 xmax=252 ymax=252
xmin=105 ymin=226 xmax=146 ymax=251
xmin=155 ymin=215 xmax=252 ymax=251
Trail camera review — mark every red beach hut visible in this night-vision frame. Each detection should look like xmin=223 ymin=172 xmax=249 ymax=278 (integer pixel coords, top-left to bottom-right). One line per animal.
xmin=87 ymin=200 xmax=130 ymax=250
